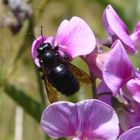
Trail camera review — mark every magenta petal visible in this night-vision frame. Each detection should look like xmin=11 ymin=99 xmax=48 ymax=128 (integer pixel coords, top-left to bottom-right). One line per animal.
xmin=41 ymin=101 xmax=77 ymax=138
xmin=134 ymin=21 xmax=140 ymax=32
xmin=31 ymin=36 xmax=54 ymax=67
xmin=76 ymin=99 xmax=119 ymax=140
xmin=103 ymin=5 xmax=135 ymax=54
xmin=55 ymin=16 xmax=96 ymax=58
xmin=123 ymin=79 xmax=140 ymax=103
xmin=130 ymin=31 xmax=140 ymax=53
xmin=118 ymin=126 xmax=140 ymax=140
xmin=103 ymin=40 xmax=134 ymax=95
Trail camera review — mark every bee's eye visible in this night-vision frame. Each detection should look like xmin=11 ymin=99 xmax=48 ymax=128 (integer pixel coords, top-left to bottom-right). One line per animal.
xmin=37 ymin=43 xmax=52 ymax=54
xmin=44 ymin=43 xmax=52 ymax=50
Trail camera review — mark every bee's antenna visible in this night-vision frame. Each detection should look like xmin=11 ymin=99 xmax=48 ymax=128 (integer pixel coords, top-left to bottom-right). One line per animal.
xmin=41 ymin=26 xmax=44 ymax=44
xmin=41 ymin=26 xmax=43 ymax=36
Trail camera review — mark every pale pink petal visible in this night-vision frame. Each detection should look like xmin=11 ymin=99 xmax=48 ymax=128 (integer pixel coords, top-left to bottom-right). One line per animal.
xmin=118 ymin=126 xmax=140 ymax=140
xmin=56 ymin=19 xmax=69 ymax=40
xmin=72 ymin=137 xmax=81 ymax=140
xmin=77 ymin=99 xmax=119 ymax=140
xmin=31 ymin=36 xmax=54 ymax=67
xmin=103 ymin=40 xmax=134 ymax=95
xmin=55 ymin=16 xmax=96 ymax=58
xmin=85 ymin=50 xmax=109 ymax=79
xmin=103 ymin=5 xmax=135 ymax=54
xmin=41 ymin=101 xmax=77 ymax=138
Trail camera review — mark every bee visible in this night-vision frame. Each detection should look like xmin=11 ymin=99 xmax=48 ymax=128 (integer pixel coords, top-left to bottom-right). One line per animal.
xmin=37 ymin=39 xmax=91 ymax=103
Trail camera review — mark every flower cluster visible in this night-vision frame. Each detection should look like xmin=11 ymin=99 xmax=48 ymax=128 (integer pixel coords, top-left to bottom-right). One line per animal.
xmin=31 ymin=4 xmax=140 ymax=140
xmin=1 ymin=0 xmax=33 ymax=34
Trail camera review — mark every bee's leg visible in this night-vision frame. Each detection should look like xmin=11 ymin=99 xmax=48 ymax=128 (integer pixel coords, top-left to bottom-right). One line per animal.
xmin=63 ymin=54 xmax=72 ymax=63
xmin=41 ymin=73 xmax=48 ymax=80
xmin=54 ymin=46 xmax=59 ymax=51
xmin=63 ymin=54 xmax=69 ymax=61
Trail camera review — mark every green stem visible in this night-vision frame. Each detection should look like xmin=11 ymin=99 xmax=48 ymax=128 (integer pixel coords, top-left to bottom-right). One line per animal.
xmin=90 ymin=72 xmax=97 ymax=99
xmin=8 ymin=16 xmax=46 ymax=106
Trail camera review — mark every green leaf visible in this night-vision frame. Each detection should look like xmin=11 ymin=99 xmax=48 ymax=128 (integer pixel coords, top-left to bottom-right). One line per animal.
xmin=4 ymin=83 xmax=43 ymax=123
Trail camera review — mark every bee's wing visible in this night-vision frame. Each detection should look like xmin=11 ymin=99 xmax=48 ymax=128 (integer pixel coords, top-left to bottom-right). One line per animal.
xmin=44 ymin=79 xmax=59 ymax=103
xmin=67 ymin=63 xmax=92 ymax=84
xmin=40 ymin=63 xmax=59 ymax=104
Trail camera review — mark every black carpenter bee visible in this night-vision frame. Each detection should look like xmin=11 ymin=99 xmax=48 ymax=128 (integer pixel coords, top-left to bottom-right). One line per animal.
xmin=37 ymin=39 xmax=91 ymax=103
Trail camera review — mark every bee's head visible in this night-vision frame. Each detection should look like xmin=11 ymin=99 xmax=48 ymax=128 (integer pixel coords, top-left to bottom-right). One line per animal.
xmin=37 ymin=43 xmax=52 ymax=55
xmin=37 ymin=43 xmax=58 ymax=67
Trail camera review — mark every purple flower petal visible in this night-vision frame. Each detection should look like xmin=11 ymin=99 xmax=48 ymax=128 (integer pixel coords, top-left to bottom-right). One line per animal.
xmin=134 ymin=21 xmax=140 ymax=32
xmin=41 ymin=99 xmax=119 ymax=139
xmin=31 ymin=36 xmax=54 ymax=67
xmin=118 ymin=126 xmax=140 ymax=140
xmin=97 ymin=81 xmax=112 ymax=95
xmin=123 ymin=101 xmax=140 ymax=129
xmin=103 ymin=5 xmax=135 ymax=54
xmin=130 ymin=31 xmax=140 ymax=53
xmin=135 ymin=69 xmax=140 ymax=78
xmin=85 ymin=50 xmax=109 ymax=79
xmin=103 ymin=40 xmax=134 ymax=95
xmin=97 ymin=81 xmax=112 ymax=105
xmin=76 ymin=99 xmax=119 ymax=140
xmin=41 ymin=101 xmax=77 ymax=138
xmin=122 ymin=79 xmax=140 ymax=103
xmin=55 ymin=16 xmax=96 ymax=58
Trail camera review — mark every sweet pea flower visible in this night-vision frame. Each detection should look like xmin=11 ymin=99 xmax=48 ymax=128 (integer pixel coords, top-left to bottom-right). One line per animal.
xmin=41 ymin=99 xmax=119 ymax=140
xmin=85 ymin=38 xmax=134 ymax=80
xmin=102 ymin=40 xmax=140 ymax=103
xmin=118 ymin=126 xmax=140 ymax=140
xmin=103 ymin=4 xmax=136 ymax=54
xmin=31 ymin=16 xmax=96 ymax=67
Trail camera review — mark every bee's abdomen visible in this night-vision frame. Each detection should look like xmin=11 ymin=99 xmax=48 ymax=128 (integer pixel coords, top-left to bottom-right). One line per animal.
xmin=48 ymin=64 xmax=80 ymax=96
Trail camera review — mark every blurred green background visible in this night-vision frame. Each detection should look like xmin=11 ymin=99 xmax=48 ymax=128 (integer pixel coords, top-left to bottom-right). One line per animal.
xmin=0 ymin=0 xmax=140 ymax=140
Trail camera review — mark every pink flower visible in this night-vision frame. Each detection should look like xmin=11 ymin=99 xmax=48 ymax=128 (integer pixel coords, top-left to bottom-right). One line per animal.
xmin=31 ymin=16 xmax=96 ymax=67
xmin=103 ymin=40 xmax=134 ymax=94
xmin=103 ymin=5 xmax=136 ymax=54
xmin=85 ymin=39 xmax=134 ymax=80
xmin=41 ymin=99 xmax=119 ymax=140
xmin=102 ymin=40 xmax=140 ymax=103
